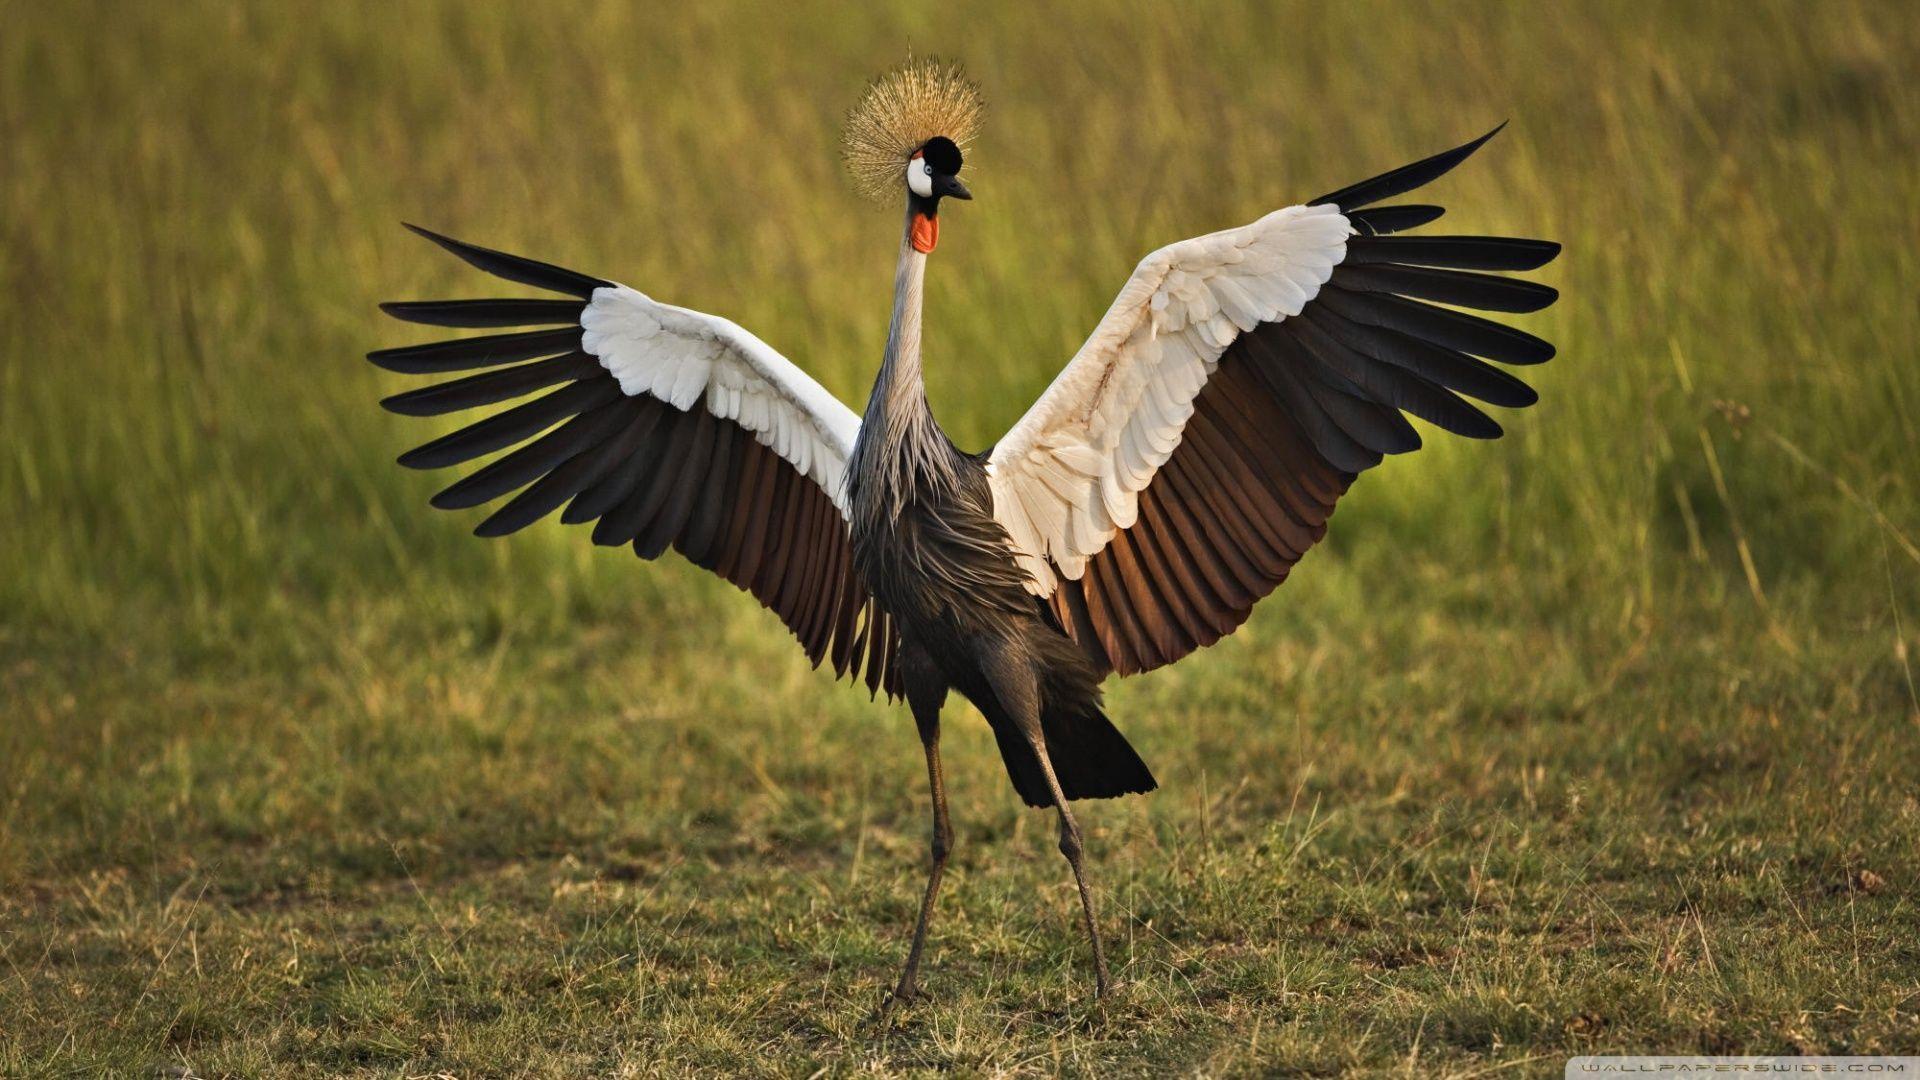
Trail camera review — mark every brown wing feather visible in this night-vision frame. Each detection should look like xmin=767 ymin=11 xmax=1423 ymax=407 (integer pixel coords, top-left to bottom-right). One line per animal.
xmin=1048 ymin=343 xmax=1352 ymax=677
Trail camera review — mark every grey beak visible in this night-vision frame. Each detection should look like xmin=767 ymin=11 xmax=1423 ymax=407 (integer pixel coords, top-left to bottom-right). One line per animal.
xmin=937 ymin=175 xmax=972 ymax=200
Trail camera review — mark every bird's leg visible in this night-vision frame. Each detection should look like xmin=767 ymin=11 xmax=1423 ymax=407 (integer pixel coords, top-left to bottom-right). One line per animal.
xmin=1024 ymin=733 xmax=1112 ymax=999
xmin=879 ymin=653 xmax=950 ymax=1019
xmin=884 ymin=726 xmax=950 ymax=1010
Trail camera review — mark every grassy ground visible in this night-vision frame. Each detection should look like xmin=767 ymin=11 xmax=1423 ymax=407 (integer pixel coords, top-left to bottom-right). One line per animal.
xmin=4 ymin=1 xmax=1919 ymax=1075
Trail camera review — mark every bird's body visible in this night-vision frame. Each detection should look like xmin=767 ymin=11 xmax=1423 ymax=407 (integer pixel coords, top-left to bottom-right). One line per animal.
xmin=847 ymin=218 xmax=1155 ymax=814
xmin=845 ymin=221 xmax=1028 ymax=637
xmin=366 ymin=59 xmax=1560 ymax=1007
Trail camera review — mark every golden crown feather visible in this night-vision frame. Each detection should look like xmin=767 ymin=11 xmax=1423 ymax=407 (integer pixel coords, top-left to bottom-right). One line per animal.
xmin=842 ymin=58 xmax=984 ymax=203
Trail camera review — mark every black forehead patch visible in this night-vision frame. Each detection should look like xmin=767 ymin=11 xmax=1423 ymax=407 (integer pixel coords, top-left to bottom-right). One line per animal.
xmin=920 ymin=136 xmax=963 ymax=174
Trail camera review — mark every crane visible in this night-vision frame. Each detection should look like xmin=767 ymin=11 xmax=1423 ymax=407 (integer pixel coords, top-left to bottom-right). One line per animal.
xmin=368 ymin=59 xmax=1559 ymax=1011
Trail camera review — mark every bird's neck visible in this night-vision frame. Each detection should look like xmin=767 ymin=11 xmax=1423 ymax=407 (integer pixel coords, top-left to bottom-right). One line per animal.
xmin=850 ymin=204 xmax=958 ymax=521
xmin=875 ymin=216 xmax=930 ymax=424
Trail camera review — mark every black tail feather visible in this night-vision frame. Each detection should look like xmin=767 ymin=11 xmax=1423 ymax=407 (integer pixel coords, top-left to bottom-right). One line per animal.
xmin=992 ymin=705 xmax=1157 ymax=809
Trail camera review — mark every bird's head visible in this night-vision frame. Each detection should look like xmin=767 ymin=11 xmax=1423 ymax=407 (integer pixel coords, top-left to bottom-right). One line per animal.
xmin=843 ymin=59 xmax=982 ymax=254
xmin=904 ymin=136 xmax=971 ymax=252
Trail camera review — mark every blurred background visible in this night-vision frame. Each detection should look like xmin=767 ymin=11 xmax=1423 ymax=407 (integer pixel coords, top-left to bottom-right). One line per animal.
xmin=3 ymin=1 xmax=1917 ymax=1074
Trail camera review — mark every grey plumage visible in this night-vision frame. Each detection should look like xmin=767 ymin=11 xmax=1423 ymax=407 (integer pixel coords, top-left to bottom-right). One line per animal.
xmin=846 ymin=212 xmax=1157 ymax=809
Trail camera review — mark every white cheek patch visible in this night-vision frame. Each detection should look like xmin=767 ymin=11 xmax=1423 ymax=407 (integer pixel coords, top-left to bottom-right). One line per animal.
xmin=907 ymin=157 xmax=934 ymax=198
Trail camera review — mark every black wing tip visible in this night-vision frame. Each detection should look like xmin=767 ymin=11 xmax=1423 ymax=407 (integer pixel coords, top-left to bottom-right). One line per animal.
xmin=377 ymin=298 xmax=590 ymax=330
xmin=1433 ymin=119 xmax=1504 ymax=154
xmin=1463 ymin=411 xmax=1506 ymax=440
xmin=1433 ymin=394 xmax=1507 ymax=441
xmin=1347 ymin=234 xmax=1563 ymax=273
xmin=428 ymin=486 xmax=482 ymax=511
xmin=401 ymin=220 xmax=449 ymax=244
xmin=378 ymin=390 xmax=426 ymax=416
xmin=1449 ymin=120 xmax=1508 ymax=159
xmin=1311 ymin=120 xmax=1513 ymax=212
xmin=399 ymin=221 xmax=469 ymax=259
xmin=390 ymin=222 xmax=610 ymax=299
xmin=1346 ymin=204 xmax=1447 ymax=236
xmin=1508 ymin=241 xmax=1561 ymax=273
xmin=396 ymin=446 xmax=440 ymax=470
xmin=400 ymin=221 xmax=486 ymax=262
xmin=365 ymin=345 xmax=416 ymax=372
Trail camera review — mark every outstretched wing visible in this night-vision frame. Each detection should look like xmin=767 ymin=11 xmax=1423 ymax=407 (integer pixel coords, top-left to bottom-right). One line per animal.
xmin=371 ymin=226 xmax=899 ymax=695
xmin=986 ymin=126 xmax=1559 ymax=676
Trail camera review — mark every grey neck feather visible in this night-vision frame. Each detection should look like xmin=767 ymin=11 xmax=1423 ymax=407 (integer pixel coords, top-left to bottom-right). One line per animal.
xmin=849 ymin=203 xmax=962 ymax=523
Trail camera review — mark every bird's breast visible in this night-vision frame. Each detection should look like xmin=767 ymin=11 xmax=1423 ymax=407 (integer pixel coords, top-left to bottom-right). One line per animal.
xmin=850 ymin=486 xmax=1036 ymax=632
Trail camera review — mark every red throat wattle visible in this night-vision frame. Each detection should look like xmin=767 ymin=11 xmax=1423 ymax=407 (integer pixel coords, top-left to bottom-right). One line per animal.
xmin=910 ymin=211 xmax=939 ymax=254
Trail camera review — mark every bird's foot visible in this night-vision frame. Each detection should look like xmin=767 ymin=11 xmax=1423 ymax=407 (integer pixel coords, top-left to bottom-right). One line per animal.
xmin=1087 ymin=944 xmax=1112 ymax=1002
xmin=1081 ymin=970 xmax=1127 ymax=1019
xmin=873 ymin=981 xmax=926 ymax=1023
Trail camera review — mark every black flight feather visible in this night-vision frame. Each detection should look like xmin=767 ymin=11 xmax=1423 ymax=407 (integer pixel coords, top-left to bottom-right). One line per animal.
xmin=1333 ymin=263 xmax=1558 ymax=314
xmin=367 ymin=327 xmax=582 ymax=375
xmin=402 ymin=223 xmax=610 ymax=299
xmin=1343 ymin=205 xmax=1446 ymax=235
xmin=1346 ymin=235 xmax=1561 ymax=272
xmin=1309 ymin=123 xmax=1505 ymax=212
xmin=379 ymin=351 xmax=600 ymax=416
xmin=380 ymin=298 xmax=587 ymax=328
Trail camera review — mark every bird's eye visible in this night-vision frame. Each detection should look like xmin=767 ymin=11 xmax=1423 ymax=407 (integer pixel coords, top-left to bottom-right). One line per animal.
xmin=907 ymin=157 xmax=934 ymax=198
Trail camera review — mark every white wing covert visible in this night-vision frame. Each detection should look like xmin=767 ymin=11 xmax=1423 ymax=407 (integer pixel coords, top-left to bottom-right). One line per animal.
xmin=581 ymin=286 xmax=858 ymax=511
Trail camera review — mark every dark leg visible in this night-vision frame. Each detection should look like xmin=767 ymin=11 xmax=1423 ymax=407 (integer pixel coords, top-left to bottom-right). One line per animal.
xmin=879 ymin=647 xmax=951 ymax=1018
xmin=978 ymin=638 xmax=1112 ymax=998
xmin=1024 ymin=733 xmax=1112 ymax=998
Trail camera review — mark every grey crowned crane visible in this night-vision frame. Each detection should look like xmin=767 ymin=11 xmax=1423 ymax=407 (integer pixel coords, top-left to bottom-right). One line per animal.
xmin=369 ymin=60 xmax=1559 ymax=1009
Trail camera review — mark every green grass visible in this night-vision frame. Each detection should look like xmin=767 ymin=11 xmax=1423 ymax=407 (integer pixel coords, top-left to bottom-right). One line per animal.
xmin=4 ymin=0 xmax=1919 ymax=1074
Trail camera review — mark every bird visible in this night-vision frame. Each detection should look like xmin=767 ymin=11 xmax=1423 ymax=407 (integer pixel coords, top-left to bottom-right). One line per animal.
xmin=367 ymin=58 xmax=1559 ymax=1010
